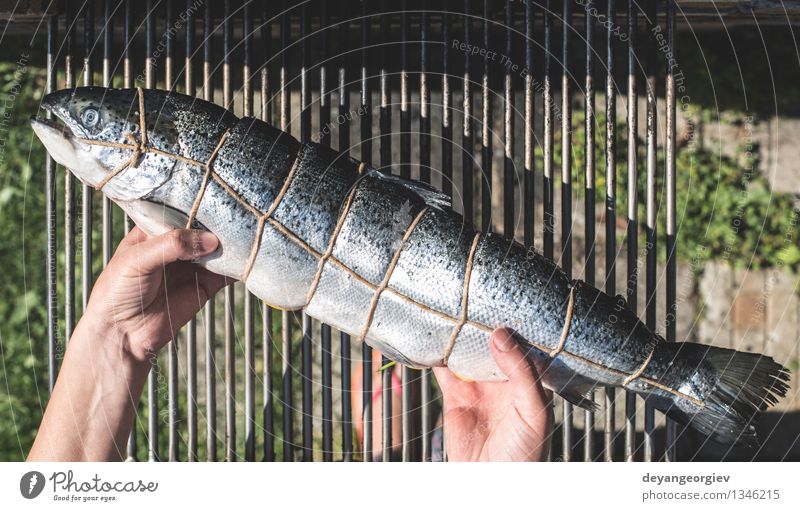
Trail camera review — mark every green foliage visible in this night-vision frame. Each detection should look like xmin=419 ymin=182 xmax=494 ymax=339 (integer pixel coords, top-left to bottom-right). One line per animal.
xmin=672 ymin=147 xmax=800 ymax=271
xmin=550 ymin=109 xmax=800 ymax=275
xmin=0 ymin=58 xmax=49 ymax=460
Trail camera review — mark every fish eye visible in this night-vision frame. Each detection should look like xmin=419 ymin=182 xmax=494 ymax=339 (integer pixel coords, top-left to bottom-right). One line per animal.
xmin=81 ymin=107 xmax=100 ymax=128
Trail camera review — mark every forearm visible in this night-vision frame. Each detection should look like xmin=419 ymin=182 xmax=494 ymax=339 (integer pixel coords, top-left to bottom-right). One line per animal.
xmin=28 ymin=318 xmax=150 ymax=461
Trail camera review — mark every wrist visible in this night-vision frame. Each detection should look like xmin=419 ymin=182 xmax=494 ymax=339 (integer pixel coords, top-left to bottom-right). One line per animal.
xmin=73 ymin=315 xmax=152 ymax=375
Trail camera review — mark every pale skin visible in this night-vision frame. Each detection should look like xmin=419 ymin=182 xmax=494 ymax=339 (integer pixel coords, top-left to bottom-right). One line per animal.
xmin=28 ymin=227 xmax=553 ymax=462
xmin=434 ymin=332 xmax=554 ymax=461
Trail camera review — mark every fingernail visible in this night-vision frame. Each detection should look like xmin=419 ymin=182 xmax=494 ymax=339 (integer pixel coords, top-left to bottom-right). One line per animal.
xmin=197 ymin=230 xmax=218 ymax=252
xmin=492 ymin=331 xmax=516 ymax=352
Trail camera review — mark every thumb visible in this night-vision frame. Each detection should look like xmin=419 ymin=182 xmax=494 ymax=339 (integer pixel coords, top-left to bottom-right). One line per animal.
xmin=490 ymin=329 xmax=551 ymax=419
xmin=128 ymin=229 xmax=219 ymax=275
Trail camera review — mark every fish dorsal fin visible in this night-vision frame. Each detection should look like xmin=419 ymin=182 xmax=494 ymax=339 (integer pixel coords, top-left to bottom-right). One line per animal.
xmin=367 ymin=169 xmax=451 ymax=210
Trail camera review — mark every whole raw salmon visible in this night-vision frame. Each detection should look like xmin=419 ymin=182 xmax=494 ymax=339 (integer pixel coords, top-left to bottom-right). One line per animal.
xmin=32 ymin=87 xmax=789 ymax=447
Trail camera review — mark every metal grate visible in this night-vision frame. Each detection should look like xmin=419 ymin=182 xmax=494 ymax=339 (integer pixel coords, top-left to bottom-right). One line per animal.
xmin=43 ymin=0 xmax=679 ymax=462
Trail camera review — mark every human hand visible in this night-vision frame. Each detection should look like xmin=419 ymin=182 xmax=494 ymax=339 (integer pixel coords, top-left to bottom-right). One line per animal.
xmin=85 ymin=226 xmax=229 ymax=364
xmin=433 ymin=328 xmax=554 ymax=461
xmin=28 ymin=226 xmax=227 ymax=461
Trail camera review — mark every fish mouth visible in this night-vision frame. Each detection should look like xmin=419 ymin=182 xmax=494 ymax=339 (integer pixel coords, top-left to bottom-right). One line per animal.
xmin=31 ymin=114 xmax=82 ymax=167
xmin=31 ymin=111 xmax=103 ymax=188
xmin=30 ymin=113 xmax=63 ymax=130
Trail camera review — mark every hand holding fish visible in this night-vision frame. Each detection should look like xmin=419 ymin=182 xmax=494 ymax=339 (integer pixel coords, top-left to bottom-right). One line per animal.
xmin=28 ymin=227 xmax=225 ymax=461
xmin=435 ymin=329 xmax=554 ymax=462
xmin=88 ymin=226 xmax=228 ymax=363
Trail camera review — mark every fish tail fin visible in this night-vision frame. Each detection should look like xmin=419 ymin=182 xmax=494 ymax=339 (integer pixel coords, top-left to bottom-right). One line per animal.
xmin=647 ymin=342 xmax=790 ymax=447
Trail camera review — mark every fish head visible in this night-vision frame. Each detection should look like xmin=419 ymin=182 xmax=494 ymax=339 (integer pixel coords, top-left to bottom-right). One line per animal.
xmin=31 ymin=87 xmax=179 ymax=201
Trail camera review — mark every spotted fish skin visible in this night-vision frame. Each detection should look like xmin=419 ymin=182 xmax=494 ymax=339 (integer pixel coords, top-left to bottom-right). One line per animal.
xmin=33 ymin=87 xmax=790 ymax=447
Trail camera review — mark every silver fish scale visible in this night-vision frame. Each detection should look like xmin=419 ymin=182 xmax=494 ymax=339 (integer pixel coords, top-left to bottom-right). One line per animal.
xmin=448 ymin=324 xmax=505 ymax=380
xmin=157 ymin=162 xmax=202 ymax=215
xmin=248 ymin=224 xmax=320 ymax=308
xmin=467 ymin=234 xmax=570 ymax=351
xmin=387 ymin=207 xmax=474 ymax=318
xmin=212 ymin=117 xmax=299 ymax=213
xmin=150 ymin=159 xmax=258 ymax=285
xmin=271 ymin=142 xmax=361 ymax=254
xmin=200 ymin=178 xmax=259 ymax=270
xmin=368 ymin=290 xmax=454 ymax=368
xmin=564 ymin=280 xmax=658 ymax=380
xmin=306 ymin=263 xmax=374 ymax=334
xmin=331 ymin=176 xmax=427 ymax=286
xmin=166 ymin=94 xmax=234 ymax=163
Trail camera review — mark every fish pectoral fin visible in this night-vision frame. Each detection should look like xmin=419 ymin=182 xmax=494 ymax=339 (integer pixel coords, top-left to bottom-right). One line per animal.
xmin=121 ymin=199 xmax=207 ymax=235
xmin=555 ymin=385 xmax=600 ymax=412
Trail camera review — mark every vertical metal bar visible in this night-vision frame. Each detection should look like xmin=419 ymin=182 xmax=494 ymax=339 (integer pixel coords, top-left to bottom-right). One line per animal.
xmin=338 ymin=13 xmax=353 ymax=464
xmin=480 ymin=0 xmax=491 ymax=232
xmin=543 ymin=0 xmax=554 ymax=261
xmin=560 ymin=0 xmax=573 ymax=463
xmin=101 ymin=0 xmax=113 ymax=268
xmin=81 ymin=0 xmax=94 ymax=315
xmin=420 ymin=9 xmax=431 ymax=186
xmin=243 ymin=0 xmax=257 ymax=463
xmin=280 ymin=0 xmax=294 ymax=462
xmin=419 ymin=7 xmax=433 ymax=462
xmin=145 ymin=0 xmax=159 ymax=462
xmin=302 ymin=312 xmax=313 ymax=461
xmin=64 ymin=0 xmax=75 ymax=348
xmin=299 ymin=1 xmax=313 ymax=463
xmin=263 ymin=301 xmax=275 ymax=461
xmin=263 ymin=303 xmax=275 ymax=462
xmin=46 ymin=6 xmax=57 ymax=395
xmin=624 ymin=0 xmax=639 ymax=463
xmin=282 ymin=308 xmax=294 ymax=463
xmin=442 ymin=1 xmax=452 ymax=198
xmin=165 ymin=0 xmax=180 ymax=463
xmin=319 ymin=1 xmax=334 ymax=463
xmin=185 ymin=0 xmax=198 ymax=463
xmin=260 ymin=0 xmax=275 ymax=463
xmin=665 ymin=0 xmax=678 ymax=462
xmin=222 ymin=0 xmax=236 ymax=463
xmin=185 ymin=300 xmax=197 ymax=451
xmin=604 ymin=0 xmax=617 ymax=463
xmin=400 ymin=3 xmax=411 ymax=181
xmin=321 ymin=321 xmax=333 ymax=461
xmin=319 ymin=1 xmax=331 ymax=149
xmin=379 ymin=0 xmax=393 ymax=462
xmin=462 ymin=0 xmax=474 ymax=223
xmin=123 ymin=0 xmax=131 ymax=90
xmin=583 ymin=3 xmax=596 ymax=463
xmin=399 ymin=1 xmax=413 ymax=463
xmin=644 ymin=0 xmax=658 ymax=463
xmin=523 ymin=0 xmax=534 ymax=248
xmin=123 ymin=0 xmax=138 ymax=462
xmin=503 ymin=0 xmax=514 ymax=240
xmin=165 ymin=1 xmax=174 ymax=88
xmin=360 ymin=0 xmax=373 ymax=461
xmin=202 ymin=2 xmax=217 ymax=463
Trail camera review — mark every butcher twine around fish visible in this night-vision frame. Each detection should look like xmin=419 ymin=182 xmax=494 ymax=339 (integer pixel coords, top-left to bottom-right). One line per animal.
xmin=32 ymin=87 xmax=790 ymax=448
